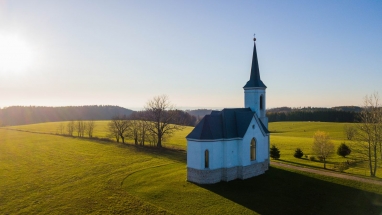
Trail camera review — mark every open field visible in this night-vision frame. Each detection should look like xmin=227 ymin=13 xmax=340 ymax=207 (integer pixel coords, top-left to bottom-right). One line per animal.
xmin=269 ymin=122 xmax=382 ymax=178
xmin=7 ymin=121 xmax=194 ymax=149
xmin=1 ymin=128 xmax=382 ymax=214
xmin=8 ymin=121 xmax=381 ymax=177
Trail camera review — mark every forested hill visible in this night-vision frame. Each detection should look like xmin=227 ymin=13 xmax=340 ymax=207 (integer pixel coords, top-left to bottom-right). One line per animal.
xmin=266 ymin=106 xmax=361 ymax=122
xmin=0 ymin=105 xmax=133 ymax=126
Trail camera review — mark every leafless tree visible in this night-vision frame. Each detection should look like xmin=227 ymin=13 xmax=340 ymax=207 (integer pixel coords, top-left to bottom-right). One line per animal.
xmin=57 ymin=123 xmax=65 ymax=135
xmin=108 ymin=116 xmax=130 ymax=144
xmin=312 ymin=130 xmax=335 ymax=169
xmin=67 ymin=121 xmax=75 ymax=136
xmin=75 ymin=120 xmax=86 ymax=137
xmin=108 ymin=122 xmax=120 ymax=142
xmin=86 ymin=120 xmax=95 ymax=137
xmin=137 ymin=119 xmax=149 ymax=146
xmin=354 ymin=93 xmax=382 ymax=177
xmin=344 ymin=124 xmax=357 ymax=140
xmin=127 ymin=112 xmax=150 ymax=146
xmin=127 ymin=120 xmax=140 ymax=145
xmin=144 ymin=95 xmax=185 ymax=147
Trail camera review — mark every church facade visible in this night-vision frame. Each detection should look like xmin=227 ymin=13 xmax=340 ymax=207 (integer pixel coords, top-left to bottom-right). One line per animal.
xmin=186 ymin=37 xmax=270 ymax=184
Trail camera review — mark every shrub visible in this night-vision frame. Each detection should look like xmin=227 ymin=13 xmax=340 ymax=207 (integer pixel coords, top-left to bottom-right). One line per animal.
xmin=270 ymin=145 xmax=280 ymax=160
xmin=337 ymin=143 xmax=351 ymax=157
xmin=309 ymin=155 xmax=316 ymax=161
xmin=335 ymin=162 xmax=350 ymax=172
xmin=294 ymin=148 xmax=304 ymax=158
xmin=318 ymin=156 xmax=324 ymax=162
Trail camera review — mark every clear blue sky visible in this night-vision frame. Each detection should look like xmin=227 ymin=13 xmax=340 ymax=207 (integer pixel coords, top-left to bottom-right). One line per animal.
xmin=1 ymin=0 xmax=381 ymax=110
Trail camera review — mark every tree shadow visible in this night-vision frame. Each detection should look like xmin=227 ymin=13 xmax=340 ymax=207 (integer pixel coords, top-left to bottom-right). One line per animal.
xmin=199 ymin=167 xmax=382 ymax=215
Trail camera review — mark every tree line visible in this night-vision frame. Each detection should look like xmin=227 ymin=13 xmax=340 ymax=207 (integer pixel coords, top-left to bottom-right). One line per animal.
xmin=267 ymin=109 xmax=358 ymax=122
xmin=0 ymin=104 xmax=198 ymax=127
xmin=0 ymin=105 xmax=133 ymax=126
xmin=57 ymin=120 xmax=96 ymax=138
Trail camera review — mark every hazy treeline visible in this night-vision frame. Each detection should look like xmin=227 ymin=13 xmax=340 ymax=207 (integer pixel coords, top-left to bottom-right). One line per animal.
xmin=129 ymin=109 xmax=197 ymax=127
xmin=267 ymin=106 xmax=361 ymax=122
xmin=0 ymin=105 xmax=133 ymax=126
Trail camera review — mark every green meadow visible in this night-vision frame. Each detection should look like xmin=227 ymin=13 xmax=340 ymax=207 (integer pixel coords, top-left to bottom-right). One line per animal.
xmin=9 ymin=121 xmax=380 ymax=177
xmin=269 ymin=122 xmax=382 ymax=177
xmin=1 ymin=121 xmax=382 ymax=214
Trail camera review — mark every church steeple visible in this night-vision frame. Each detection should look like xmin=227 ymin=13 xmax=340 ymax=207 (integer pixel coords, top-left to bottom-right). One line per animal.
xmin=243 ymin=35 xmax=268 ymax=127
xmin=243 ymin=36 xmax=267 ymax=89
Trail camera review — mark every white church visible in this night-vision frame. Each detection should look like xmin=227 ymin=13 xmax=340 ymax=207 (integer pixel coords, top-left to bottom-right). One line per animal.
xmin=186 ymin=36 xmax=270 ymax=184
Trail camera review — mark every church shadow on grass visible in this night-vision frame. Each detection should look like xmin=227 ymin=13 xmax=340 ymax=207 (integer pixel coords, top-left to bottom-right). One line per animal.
xmin=200 ymin=167 xmax=382 ymax=215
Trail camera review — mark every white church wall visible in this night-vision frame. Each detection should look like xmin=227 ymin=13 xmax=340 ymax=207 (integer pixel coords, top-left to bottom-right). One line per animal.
xmin=244 ymin=88 xmax=266 ymax=118
xmin=222 ymin=140 xmax=240 ymax=168
xmin=241 ymin=117 xmax=269 ymax=166
xmin=186 ymin=140 xmax=224 ymax=170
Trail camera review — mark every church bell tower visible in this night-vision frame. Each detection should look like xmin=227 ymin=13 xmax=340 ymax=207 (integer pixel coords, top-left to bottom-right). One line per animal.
xmin=243 ymin=36 xmax=268 ymax=127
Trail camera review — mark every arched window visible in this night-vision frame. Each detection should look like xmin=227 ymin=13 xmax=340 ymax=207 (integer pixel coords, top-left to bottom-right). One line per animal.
xmin=205 ymin=150 xmax=209 ymax=168
xmin=250 ymin=138 xmax=256 ymax=161
xmin=260 ymin=95 xmax=263 ymax=110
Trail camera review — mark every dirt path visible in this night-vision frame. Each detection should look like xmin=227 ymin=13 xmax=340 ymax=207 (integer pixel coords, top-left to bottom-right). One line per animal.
xmin=271 ymin=161 xmax=382 ymax=186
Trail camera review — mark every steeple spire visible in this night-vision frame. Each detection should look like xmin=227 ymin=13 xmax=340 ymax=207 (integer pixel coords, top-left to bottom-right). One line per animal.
xmin=243 ymin=36 xmax=267 ymax=89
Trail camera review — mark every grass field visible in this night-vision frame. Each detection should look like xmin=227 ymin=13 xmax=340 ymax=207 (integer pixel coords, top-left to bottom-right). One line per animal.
xmin=8 ymin=121 xmax=381 ymax=177
xmin=268 ymin=122 xmax=382 ymax=178
xmin=1 ymin=127 xmax=382 ymax=214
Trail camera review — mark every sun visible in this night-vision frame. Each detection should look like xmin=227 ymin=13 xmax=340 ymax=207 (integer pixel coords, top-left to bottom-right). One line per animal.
xmin=0 ymin=33 xmax=33 ymax=74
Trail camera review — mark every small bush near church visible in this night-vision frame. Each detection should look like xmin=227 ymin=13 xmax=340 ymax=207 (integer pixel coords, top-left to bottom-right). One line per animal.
xmin=270 ymin=145 xmax=280 ymax=160
xmin=294 ymin=148 xmax=304 ymax=158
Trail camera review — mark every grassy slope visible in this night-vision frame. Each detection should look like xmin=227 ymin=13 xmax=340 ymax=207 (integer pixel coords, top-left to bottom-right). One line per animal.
xmin=0 ymin=129 xmax=173 ymax=214
xmin=268 ymin=122 xmax=382 ymax=177
xmin=1 ymin=128 xmax=382 ymax=214
xmin=8 ymin=121 xmax=381 ymax=177
xmin=8 ymin=121 xmax=193 ymax=149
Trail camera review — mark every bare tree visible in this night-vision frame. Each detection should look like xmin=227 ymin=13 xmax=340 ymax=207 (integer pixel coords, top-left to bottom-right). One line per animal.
xmin=312 ymin=130 xmax=335 ymax=169
xmin=354 ymin=93 xmax=382 ymax=177
xmin=67 ymin=121 xmax=75 ymax=136
xmin=108 ymin=116 xmax=130 ymax=144
xmin=137 ymin=119 xmax=149 ymax=146
xmin=86 ymin=120 xmax=95 ymax=137
xmin=127 ymin=112 xmax=150 ymax=146
xmin=57 ymin=123 xmax=65 ymax=135
xmin=344 ymin=124 xmax=357 ymax=140
xmin=75 ymin=120 xmax=87 ymax=137
xmin=108 ymin=122 xmax=120 ymax=142
xmin=127 ymin=120 xmax=140 ymax=145
xmin=144 ymin=95 xmax=185 ymax=147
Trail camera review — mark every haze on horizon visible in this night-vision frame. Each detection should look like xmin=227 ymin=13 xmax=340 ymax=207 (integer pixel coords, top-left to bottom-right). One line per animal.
xmin=1 ymin=1 xmax=381 ymax=110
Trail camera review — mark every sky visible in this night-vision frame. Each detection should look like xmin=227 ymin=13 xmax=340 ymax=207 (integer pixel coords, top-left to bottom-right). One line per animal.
xmin=0 ymin=1 xmax=381 ymax=110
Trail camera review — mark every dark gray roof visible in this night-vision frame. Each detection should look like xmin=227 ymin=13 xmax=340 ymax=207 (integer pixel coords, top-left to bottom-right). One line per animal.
xmin=243 ymin=40 xmax=267 ymax=89
xmin=186 ymin=108 xmax=269 ymax=140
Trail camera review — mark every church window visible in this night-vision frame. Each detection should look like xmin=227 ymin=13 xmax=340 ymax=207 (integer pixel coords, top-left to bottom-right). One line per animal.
xmin=205 ymin=150 xmax=209 ymax=168
xmin=260 ymin=95 xmax=263 ymax=110
xmin=250 ymin=138 xmax=256 ymax=161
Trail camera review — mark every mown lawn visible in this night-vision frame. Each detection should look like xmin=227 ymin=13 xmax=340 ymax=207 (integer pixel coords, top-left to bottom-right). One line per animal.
xmin=1 ymin=128 xmax=382 ymax=214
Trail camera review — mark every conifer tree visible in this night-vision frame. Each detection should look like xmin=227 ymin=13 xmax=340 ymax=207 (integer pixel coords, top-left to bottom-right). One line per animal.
xmin=270 ymin=145 xmax=280 ymax=160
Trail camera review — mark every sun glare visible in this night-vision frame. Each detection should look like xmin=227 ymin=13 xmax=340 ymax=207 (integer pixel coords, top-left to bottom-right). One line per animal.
xmin=0 ymin=33 xmax=33 ymax=74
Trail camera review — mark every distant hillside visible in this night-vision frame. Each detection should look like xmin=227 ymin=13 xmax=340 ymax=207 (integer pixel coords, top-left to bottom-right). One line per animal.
xmin=266 ymin=106 xmax=362 ymax=123
xmin=186 ymin=109 xmax=215 ymax=118
xmin=0 ymin=105 xmax=133 ymax=126
xmin=267 ymin=106 xmax=362 ymax=113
